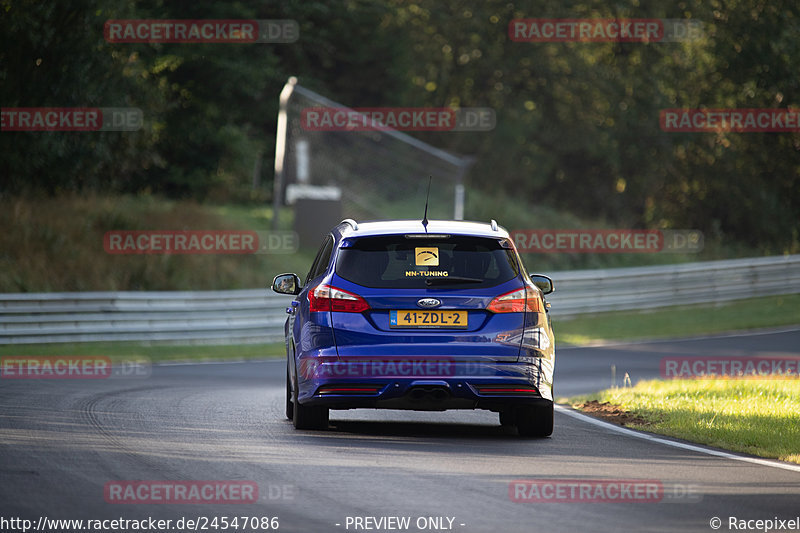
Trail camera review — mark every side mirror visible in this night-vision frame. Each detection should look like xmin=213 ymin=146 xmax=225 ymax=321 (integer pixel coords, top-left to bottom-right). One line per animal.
xmin=272 ymin=273 xmax=301 ymax=295
xmin=530 ymin=274 xmax=554 ymax=295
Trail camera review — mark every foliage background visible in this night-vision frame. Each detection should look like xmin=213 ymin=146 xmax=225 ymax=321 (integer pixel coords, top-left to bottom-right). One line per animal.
xmin=2 ymin=0 xmax=798 ymax=256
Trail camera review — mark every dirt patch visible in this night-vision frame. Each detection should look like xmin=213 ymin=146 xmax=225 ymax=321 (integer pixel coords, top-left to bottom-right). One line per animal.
xmin=573 ymin=400 xmax=651 ymax=427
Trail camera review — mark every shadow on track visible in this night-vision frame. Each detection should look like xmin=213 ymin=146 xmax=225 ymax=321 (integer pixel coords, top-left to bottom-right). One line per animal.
xmin=326 ymin=419 xmax=523 ymax=439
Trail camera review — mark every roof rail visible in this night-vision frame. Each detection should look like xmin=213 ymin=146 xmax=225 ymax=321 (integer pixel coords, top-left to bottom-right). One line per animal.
xmin=340 ymin=218 xmax=359 ymax=230
xmin=490 ymin=219 xmax=498 ymax=231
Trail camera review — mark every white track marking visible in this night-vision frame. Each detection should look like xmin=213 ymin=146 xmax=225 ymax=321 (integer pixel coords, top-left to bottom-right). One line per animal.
xmin=555 ymin=404 xmax=800 ymax=474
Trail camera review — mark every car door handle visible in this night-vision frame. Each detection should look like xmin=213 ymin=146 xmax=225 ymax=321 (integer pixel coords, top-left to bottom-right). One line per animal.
xmin=286 ymin=300 xmax=299 ymax=315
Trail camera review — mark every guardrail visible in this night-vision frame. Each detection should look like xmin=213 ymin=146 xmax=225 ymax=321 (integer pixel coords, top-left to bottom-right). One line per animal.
xmin=1 ymin=255 xmax=798 ymax=344
xmin=0 ymin=290 xmax=291 ymax=345
xmin=547 ymin=254 xmax=800 ymax=315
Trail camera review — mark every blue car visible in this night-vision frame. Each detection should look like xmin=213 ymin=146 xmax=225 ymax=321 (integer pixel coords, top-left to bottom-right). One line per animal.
xmin=271 ymin=219 xmax=556 ymax=437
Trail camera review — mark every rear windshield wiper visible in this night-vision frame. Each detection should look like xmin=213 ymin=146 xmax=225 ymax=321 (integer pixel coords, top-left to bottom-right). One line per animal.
xmin=425 ymin=276 xmax=484 ymax=286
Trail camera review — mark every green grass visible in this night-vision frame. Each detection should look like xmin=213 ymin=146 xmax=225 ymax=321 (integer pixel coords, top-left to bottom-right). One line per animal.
xmin=567 ymin=379 xmax=800 ymax=464
xmin=0 ymin=193 xmax=316 ymax=292
xmin=555 ymin=294 xmax=800 ymax=345
xmin=0 ymin=342 xmax=285 ymax=363
xmin=0 ymin=190 xmax=774 ymax=292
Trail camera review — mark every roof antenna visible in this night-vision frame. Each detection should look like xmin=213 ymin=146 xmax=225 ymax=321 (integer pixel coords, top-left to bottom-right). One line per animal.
xmin=422 ymin=176 xmax=431 ymax=230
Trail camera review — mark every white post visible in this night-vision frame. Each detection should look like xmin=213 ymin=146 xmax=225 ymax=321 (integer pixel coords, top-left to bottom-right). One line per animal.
xmin=296 ymin=139 xmax=309 ymax=184
xmin=454 ymin=183 xmax=465 ymax=220
xmin=271 ymin=77 xmax=298 ymax=230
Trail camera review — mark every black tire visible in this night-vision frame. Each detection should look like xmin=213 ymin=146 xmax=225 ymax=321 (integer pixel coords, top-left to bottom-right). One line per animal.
xmin=291 ymin=368 xmax=329 ymax=430
xmin=285 ymin=369 xmax=294 ymax=420
xmin=499 ymin=410 xmax=516 ymax=427
xmin=516 ymin=402 xmax=554 ymax=438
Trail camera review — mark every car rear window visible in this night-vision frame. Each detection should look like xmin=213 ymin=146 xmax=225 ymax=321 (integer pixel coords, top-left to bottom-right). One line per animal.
xmin=335 ymin=235 xmax=520 ymax=289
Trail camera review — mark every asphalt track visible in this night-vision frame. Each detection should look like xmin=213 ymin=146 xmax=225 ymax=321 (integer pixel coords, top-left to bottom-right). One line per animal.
xmin=1 ymin=329 xmax=798 ymax=533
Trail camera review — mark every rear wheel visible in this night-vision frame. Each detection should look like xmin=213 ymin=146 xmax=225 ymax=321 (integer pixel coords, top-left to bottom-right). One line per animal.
xmin=291 ymin=368 xmax=329 ymax=430
xmin=516 ymin=403 xmax=553 ymax=438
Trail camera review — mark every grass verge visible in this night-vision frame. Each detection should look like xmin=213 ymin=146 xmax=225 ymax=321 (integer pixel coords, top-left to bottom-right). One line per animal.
xmin=1 ymin=191 xmax=773 ymax=292
xmin=566 ymin=379 xmax=800 ymax=465
xmin=0 ymin=342 xmax=285 ymax=363
xmin=554 ymin=294 xmax=800 ymax=345
xmin=0 ymin=193 xmax=315 ymax=292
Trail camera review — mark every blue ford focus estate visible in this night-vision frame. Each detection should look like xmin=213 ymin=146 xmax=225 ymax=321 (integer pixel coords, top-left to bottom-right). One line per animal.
xmin=271 ymin=219 xmax=555 ymax=437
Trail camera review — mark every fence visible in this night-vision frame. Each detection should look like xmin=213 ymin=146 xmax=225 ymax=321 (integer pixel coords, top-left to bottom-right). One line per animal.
xmin=1 ymin=255 xmax=798 ymax=344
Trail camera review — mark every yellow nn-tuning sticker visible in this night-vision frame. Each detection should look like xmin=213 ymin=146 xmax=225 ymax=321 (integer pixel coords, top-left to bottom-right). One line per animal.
xmin=415 ymin=247 xmax=439 ymax=266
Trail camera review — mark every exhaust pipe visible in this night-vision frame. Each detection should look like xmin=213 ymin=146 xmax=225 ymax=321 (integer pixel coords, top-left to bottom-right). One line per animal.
xmin=409 ymin=386 xmax=450 ymax=401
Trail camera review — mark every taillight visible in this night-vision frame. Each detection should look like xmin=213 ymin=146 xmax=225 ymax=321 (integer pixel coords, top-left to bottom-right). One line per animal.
xmin=487 ymin=282 xmax=544 ymax=313
xmin=475 ymin=384 xmax=539 ymax=396
xmin=318 ymin=385 xmax=382 ymax=395
xmin=309 ymin=284 xmax=370 ymax=313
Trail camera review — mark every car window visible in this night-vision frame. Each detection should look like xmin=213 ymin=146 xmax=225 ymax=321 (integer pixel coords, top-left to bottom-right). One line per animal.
xmin=305 ymin=235 xmax=334 ymax=285
xmin=335 ymin=235 xmax=519 ymax=289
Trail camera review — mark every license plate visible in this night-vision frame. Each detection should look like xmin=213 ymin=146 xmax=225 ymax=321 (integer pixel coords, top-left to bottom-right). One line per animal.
xmin=390 ymin=310 xmax=468 ymax=328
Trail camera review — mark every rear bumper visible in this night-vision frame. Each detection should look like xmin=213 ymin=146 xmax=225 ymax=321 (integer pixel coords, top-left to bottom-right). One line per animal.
xmin=296 ymin=358 xmax=554 ymax=409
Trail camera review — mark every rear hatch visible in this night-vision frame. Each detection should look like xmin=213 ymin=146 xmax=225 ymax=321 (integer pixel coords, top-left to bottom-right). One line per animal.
xmin=326 ymin=233 xmax=525 ymax=362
